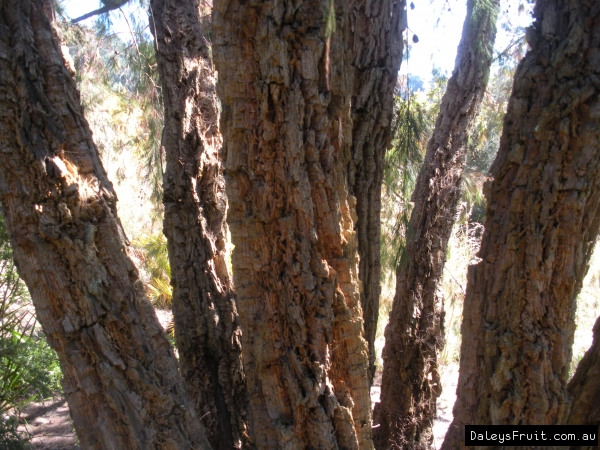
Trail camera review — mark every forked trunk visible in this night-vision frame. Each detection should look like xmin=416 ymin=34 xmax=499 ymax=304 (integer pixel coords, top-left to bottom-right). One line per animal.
xmin=150 ymin=1 xmax=251 ymax=448
xmin=347 ymin=0 xmax=405 ymax=384
xmin=442 ymin=0 xmax=600 ymax=448
xmin=374 ymin=0 xmax=499 ymax=447
xmin=213 ymin=0 xmax=376 ymax=447
xmin=0 ymin=1 xmax=211 ymax=448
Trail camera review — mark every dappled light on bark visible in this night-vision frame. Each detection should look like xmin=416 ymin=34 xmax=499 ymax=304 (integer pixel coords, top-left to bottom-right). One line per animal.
xmin=150 ymin=0 xmax=252 ymax=448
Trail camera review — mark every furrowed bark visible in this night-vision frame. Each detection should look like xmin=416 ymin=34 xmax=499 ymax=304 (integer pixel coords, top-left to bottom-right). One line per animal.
xmin=374 ymin=0 xmax=499 ymax=447
xmin=347 ymin=0 xmax=404 ymax=385
xmin=0 ymin=1 xmax=211 ymax=449
xmin=214 ymin=0 xmax=375 ymax=448
xmin=442 ymin=0 xmax=600 ymax=448
xmin=150 ymin=1 xmax=251 ymax=448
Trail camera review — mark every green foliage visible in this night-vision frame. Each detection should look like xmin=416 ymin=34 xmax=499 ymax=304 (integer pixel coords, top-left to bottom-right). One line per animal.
xmin=425 ymin=68 xmax=448 ymax=120
xmin=462 ymin=61 xmax=518 ymax=223
xmin=0 ymin=214 xmax=61 ymax=448
xmin=381 ymin=93 xmax=429 ymax=278
xmin=0 ymin=414 xmax=29 ymax=450
xmin=134 ymin=233 xmax=172 ymax=309
xmin=324 ymin=0 xmax=336 ymax=37
xmin=470 ymin=0 xmax=500 ymax=84
xmin=59 ymin=6 xmax=164 ymax=217
xmin=0 ymin=230 xmax=32 ymax=417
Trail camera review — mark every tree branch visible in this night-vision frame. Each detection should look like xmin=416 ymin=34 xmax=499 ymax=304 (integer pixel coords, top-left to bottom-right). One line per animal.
xmin=71 ymin=0 xmax=130 ymax=23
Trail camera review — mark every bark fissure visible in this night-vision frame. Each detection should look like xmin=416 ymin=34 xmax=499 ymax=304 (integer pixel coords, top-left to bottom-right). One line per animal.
xmin=442 ymin=0 xmax=600 ymax=447
xmin=150 ymin=1 xmax=251 ymax=448
xmin=0 ymin=1 xmax=211 ymax=448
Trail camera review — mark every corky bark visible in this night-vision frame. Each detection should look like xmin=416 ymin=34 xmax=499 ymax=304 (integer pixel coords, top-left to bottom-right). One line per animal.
xmin=347 ymin=0 xmax=404 ymax=384
xmin=373 ymin=0 xmax=499 ymax=447
xmin=0 ymin=1 xmax=211 ymax=449
xmin=214 ymin=0 xmax=381 ymax=448
xmin=150 ymin=1 xmax=251 ymax=448
xmin=442 ymin=0 xmax=600 ymax=448
xmin=565 ymin=315 xmax=600 ymax=450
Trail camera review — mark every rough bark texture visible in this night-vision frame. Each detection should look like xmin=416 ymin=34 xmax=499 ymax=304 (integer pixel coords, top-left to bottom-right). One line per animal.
xmin=0 ymin=1 xmax=211 ymax=449
xmin=373 ymin=0 xmax=499 ymax=447
xmin=150 ymin=1 xmax=251 ymax=448
xmin=347 ymin=0 xmax=404 ymax=384
xmin=565 ymin=315 xmax=600 ymax=450
xmin=214 ymin=0 xmax=387 ymax=448
xmin=442 ymin=0 xmax=600 ymax=448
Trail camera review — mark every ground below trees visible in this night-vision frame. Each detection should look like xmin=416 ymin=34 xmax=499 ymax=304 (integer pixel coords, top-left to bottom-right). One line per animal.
xmin=17 ymin=365 xmax=458 ymax=450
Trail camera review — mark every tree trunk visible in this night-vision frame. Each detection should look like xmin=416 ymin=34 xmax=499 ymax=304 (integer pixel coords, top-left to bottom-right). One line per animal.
xmin=213 ymin=0 xmax=386 ymax=447
xmin=373 ymin=0 xmax=499 ymax=447
xmin=442 ymin=0 xmax=600 ymax=448
xmin=0 ymin=1 xmax=211 ymax=449
xmin=565 ymin=314 xmax=600 ymax=450
xmin=347 ymin=0 xmax=405 ymax=385
xmin=150 ymin=1 xmax=251 ymax=448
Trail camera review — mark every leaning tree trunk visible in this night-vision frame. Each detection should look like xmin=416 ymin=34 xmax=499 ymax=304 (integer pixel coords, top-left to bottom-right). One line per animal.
xmin=0 ymin=1 xmax=211 ymax=449
xmin=150 ymin=1 xmax=251 ymax=449
xmin=373 ymin=0 xmax=499 ymax=447
xmin=442 ymin=0 xmax=600 ymax=448
xmin=347 ymin=0 xmax=404 ymax=384
xmin=213 ymin=0 xmax=383 ymax=448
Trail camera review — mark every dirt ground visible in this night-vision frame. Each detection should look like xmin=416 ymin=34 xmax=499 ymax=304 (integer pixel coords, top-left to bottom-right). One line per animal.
xmin=18 ymin=399 xmax=79 ymax=450
xmin=18 ymin=372 xmax=457 ymax=450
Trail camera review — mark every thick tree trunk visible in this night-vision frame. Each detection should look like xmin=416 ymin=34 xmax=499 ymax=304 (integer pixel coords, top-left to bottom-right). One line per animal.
xmin=442 ymin=0 xmax=600 ymax=448
xmin=213 ymin=0 xmax=385 ymax=448
xmin=347 ymin=0 xmax=404 ymax=384
xmin=373 ymin=0 xmax=499 ymax=447
xmin=0 ymin=1 xmax=211 ymax=449
xmin=565 ymin=314 xmax=600 ymax=450
xmin=150 ymin=1 xmax=251 ymax=449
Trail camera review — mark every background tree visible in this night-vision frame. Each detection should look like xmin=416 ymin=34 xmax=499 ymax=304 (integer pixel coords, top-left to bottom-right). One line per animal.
xmin=150 ymin=0 xmax=252 ymax=448
xmin=0 ymin=0 xmax=211 ymax=447
xmin=373 ymin=0 xmax=500 ymax=447
xmin=442 ymin=0 xmax=600 ymax=447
